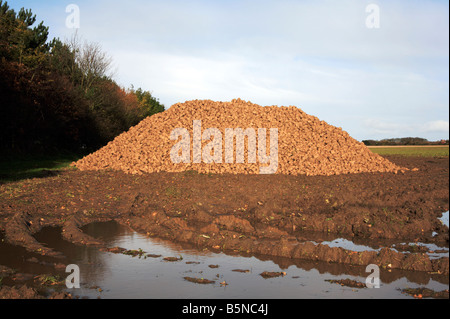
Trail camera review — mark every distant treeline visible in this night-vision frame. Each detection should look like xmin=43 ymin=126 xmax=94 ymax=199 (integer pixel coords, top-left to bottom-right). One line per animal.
xmin=0 ymin=1 xmax=164 ymax=157
xmin=362 ymin=137 xmax=449 ymax=146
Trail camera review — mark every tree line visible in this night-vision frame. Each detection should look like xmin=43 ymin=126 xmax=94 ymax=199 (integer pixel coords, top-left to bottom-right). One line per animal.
xmin=362 ymin=137 xmax=449 ymax=146
xmin=0 ymin=1 xmax=164 ymax=157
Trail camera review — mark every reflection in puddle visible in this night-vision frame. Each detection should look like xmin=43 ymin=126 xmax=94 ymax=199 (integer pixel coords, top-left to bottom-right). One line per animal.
xmin=433 ymin=211 xmax=449 ymax=237
xmin=319 ymin=238 xmax=448 ymax=260
xmin=1 ymin=221 xmax=449 ymax=299
xmin=439 ymin=211 xmax=449 ymax=228
xmin=392 ymin=243 xmax=449 ymax=260
xmin=320 ymin=238 xmax=379 ymax=252
xmin=318 ymin=211 xmax=449 ymax=259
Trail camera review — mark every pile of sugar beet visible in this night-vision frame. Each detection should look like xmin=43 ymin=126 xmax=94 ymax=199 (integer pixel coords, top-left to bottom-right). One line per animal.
xmin=73 ymin=98 xmax=408 ymax=176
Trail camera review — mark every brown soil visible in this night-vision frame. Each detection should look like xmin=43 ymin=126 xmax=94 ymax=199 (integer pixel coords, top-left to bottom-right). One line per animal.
xmin=0 ymin=285 xmax=42 ymax=299
xmin=147 ymin=254 xmax=162 ymax=258
xmin=183 ymin=277 xmax=215 ymax=284
xmin=73 ymin=99 xmax=406 ymax=176
xmin=232 ymin=269 xmax=250 ymax=273
xmin=401 ymin=287 xmax=449 ymax=299
xmin=0 ymin=284 xmax=73 ymax=299
xmin=0 ymin=265 xmax=15 ymax=276
xmin=325 ymin=278 xmax=366 ymax=288
xmin=0 ymin=155 xmax=448 ymax=298
xmin=164 ymin=256 xmax=183 ymax=262
xmin=99 ymin=246 xmax=127 ymax=254
xmin=260 ymin=271 xmax=287 ymax=279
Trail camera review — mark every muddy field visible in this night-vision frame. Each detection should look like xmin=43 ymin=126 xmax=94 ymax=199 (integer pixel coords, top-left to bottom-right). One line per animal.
xmin=0 ymin=155 xmax=448 ymax=299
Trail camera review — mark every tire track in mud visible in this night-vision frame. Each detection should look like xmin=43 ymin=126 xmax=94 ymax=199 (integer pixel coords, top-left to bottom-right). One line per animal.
xmin=124 ymin=210 xmax=449 ymax=275
xmin=2 ymin=206 xmax=448 ymax=277
xmin=0 ymin=156 xmax=448 ymax=284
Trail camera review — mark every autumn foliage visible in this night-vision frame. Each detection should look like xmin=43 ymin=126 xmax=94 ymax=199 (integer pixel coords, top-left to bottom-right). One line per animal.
xmin=0 ymin=1 xmax=164 ymax=156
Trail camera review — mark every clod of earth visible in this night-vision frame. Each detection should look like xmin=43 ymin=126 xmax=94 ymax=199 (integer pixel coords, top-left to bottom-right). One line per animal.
xmin=122 ymin=249 xmax=146 ymax=257
xmin=232 ymin=269 xmax=250 ymax=273
xmin=34 ymin=274 xmax=64 ymax=286
xmin=146 ymin=254 xmax=162 ymax=258
xmin=325 ymin=278 xmax=366 ymax=288
xmin=0 ymin=285 xmax=42 ymax=299
xmin=401 ymin=287 xmax=449 ymax=299
xmin=259 ymin=271 xmax=287 ymax=279
xmin=100 ymin=246 xmax=127 ymax=254
xmin=0 ymin=284 xmax=72 ymax=299
xmin=183 ymin=277 xmax=215 ymax=284
xmin=163 ymin=256 xmax=183 ymax=262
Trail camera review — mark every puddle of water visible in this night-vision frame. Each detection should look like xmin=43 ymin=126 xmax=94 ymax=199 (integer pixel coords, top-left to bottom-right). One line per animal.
xmin=392 ymin=243 xmax=449 ymax=259
xmin=320 ymin=238 xmax=380 ymax=252
xmin=1 ymin=221 xmax=448 ymax=299
xmin=318 ymin=211 xmax=450 ymax=259
xmin=439 ymin=211 xmax=449 ymax=228
xmin=318 ymin=238 xmax=448 ymax=260
xmin=0 ymin=234 xmax=57 ymax=276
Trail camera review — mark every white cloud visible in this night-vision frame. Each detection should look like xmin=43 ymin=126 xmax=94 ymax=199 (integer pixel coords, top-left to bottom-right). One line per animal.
xmin=363 ymin=119 xmax=449 ymax=139
xmin=420 ymin=120 xmax=450 ymax=133
xmin=11 ymin=0 xmax=448 ymax=140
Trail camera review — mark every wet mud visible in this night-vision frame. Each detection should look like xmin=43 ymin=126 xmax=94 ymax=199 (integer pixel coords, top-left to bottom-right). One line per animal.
xmin=0 ymin=220 xmax=448 ymax=299
xmin=0 ymin=156 xmax=448 ymax=298
xmin=325 ymin=278 xmax=366 ymax=288
xmin=401 ymin=287 xmax=449 ymax=299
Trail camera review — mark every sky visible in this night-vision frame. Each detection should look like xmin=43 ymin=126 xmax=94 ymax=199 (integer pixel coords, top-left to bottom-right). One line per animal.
xmin=7 ymin=0 xmax=449 ymax=141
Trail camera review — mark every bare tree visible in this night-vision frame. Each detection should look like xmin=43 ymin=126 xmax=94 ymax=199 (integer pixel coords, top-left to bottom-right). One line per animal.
xmin=65 ymin=31 xmax=113 ymax=92
xmin=78 ymin=41 xmax=113 ymax=90
xmin=65 ymin=31 xmax=81 ymax=84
